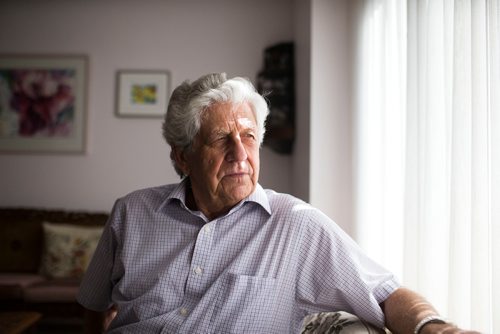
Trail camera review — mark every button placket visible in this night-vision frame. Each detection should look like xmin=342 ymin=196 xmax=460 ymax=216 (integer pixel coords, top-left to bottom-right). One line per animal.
xmin=179 ymin=307 xmax=189 ymax=316
xmin=184 ymin=222 xmax=215 ymax=300
xmin=191 ymin=225 xmax=213 ymax=278
xmin=193 ymin=266 xmax=203 ymax=275
xmin=204 ymin=225 xmax=212 ymax=234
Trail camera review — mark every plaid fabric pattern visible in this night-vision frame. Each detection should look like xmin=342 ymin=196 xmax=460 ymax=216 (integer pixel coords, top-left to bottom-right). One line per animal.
xmin=77 ymin=180 xmax=399 ymax=333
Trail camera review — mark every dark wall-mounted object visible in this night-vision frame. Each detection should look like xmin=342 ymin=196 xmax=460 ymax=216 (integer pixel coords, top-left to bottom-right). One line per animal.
xmin=257 ymin=42 xmax=295 ymax=154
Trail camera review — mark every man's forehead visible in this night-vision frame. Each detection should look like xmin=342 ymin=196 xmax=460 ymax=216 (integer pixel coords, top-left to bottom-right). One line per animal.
xmin=203 ymin=103 xmax=256 ymax=129
xmin=236 ymin=117 xmax=257 ymax=129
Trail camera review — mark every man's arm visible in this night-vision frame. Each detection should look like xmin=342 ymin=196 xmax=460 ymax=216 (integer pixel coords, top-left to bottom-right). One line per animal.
xmin=381 ymin=287 xmax=480 ymax=334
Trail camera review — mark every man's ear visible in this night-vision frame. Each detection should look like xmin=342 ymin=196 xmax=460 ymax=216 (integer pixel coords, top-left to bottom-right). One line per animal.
xmin=171 ymin=146 xmax=190 ymax=176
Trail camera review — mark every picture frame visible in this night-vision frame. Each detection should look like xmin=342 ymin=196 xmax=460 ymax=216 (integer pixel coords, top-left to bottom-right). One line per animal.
xmin=116 ymin=70 xmax=170 ymax=118
xmin=0 ymin=55 xmax=88 ymax=153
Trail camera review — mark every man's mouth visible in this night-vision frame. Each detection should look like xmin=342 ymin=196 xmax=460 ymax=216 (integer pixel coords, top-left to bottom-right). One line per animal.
xmin=225 ymin=172 xmax=248 ymax=177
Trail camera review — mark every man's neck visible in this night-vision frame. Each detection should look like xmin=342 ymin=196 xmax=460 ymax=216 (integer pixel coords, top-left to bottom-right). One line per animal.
xmin=184 ymin=181 xmax=234 ymax=221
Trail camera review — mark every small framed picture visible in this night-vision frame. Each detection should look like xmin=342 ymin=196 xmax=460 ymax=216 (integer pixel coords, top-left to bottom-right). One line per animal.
xmin=116 ymin=70 xmax=170 ymax=118
xmin=0 ymin=55 xmax=87 ymax=153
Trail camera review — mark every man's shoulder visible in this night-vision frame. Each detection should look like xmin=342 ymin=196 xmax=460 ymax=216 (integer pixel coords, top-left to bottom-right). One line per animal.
xmin=117 ymin=183 xmax=179 ymax=209
xmin=264 ymin=188 xmax=307 ymax=208
xmin=263 ymin=189 xmax=326 ymax=220
xmin=263 ymin=188 xmax=339 ymax=232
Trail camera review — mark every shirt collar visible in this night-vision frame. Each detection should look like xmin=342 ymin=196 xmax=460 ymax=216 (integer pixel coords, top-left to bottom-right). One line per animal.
xmin=169 ymin=177 xmax=190 ymax=203
xmin=244 ymin=183 xmax=272 ymax=215
xmin=158 ymin=178 xmax=272 ymax=216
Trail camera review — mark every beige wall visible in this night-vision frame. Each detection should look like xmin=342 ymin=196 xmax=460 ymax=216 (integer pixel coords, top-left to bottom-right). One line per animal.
xmin=309 ymin=0 xmax=355 ymax=235
xmin=0 ymin=0 xmax=295 ymax=211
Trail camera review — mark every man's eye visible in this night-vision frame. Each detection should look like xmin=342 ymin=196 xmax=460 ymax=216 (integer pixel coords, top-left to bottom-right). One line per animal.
xmin=211 ymin=137 xmax=226 ymax=145
xmin=244 ymin=133 xmax=256 ymax=140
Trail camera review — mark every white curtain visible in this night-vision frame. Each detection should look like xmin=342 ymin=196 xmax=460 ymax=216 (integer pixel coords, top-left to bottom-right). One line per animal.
xmin=354 ymin=0 xmax=499 ymax=332
xmin=353 ymin=0 xmax=407 ymax=281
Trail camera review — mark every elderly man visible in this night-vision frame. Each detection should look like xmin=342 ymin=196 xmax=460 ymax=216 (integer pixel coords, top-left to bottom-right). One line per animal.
xmin=78 ymin=73 xmax=477 ymax=334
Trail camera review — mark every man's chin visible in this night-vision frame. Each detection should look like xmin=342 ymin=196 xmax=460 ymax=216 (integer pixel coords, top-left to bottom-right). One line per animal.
xmin=223 ymin=183 xmax=255 ymax=201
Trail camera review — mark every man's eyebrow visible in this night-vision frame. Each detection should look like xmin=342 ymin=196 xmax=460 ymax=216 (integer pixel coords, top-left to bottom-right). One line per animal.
xmin=206 ymin=129 xmax=229 ymax=141
xmin=212 ymin=129 xmax=228 ymax=137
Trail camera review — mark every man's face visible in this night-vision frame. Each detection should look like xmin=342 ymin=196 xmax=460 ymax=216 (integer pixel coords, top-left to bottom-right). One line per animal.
xmin=180 ymin=102 xmax=260 ymax=218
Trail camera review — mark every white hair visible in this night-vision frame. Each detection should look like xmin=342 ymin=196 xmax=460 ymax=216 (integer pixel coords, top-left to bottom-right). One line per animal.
xmin=162 ymin=72 xmax=269 ymax=177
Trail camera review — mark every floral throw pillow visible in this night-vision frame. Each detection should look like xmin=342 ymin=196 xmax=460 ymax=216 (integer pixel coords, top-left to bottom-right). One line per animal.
xmin=39 ymin=222 xmax=103 ymax=279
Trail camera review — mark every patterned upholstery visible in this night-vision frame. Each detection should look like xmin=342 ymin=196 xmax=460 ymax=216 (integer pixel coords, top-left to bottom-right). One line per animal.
xmin=301 ymin=311 xmax=388 ymax=334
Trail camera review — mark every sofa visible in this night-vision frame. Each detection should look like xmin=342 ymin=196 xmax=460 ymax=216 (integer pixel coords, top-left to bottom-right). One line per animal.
xmin=0 ymin=207 xmax=108 ymax=327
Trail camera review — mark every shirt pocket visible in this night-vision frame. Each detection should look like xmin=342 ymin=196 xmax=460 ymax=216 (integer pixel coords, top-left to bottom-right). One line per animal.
xmin=209 ymin=273 xmax=282 ymax=333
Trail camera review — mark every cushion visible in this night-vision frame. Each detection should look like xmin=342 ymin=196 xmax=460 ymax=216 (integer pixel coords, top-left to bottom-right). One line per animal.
xmin=0 ymin=274 xmax=45 ymax=300
xmin=23 ymin=278 xmax=80 ymax=303
xmin=39 ymin=222 xmax=103 ymax=279
xmin=301 ymin=311 xmax=387 ymax=334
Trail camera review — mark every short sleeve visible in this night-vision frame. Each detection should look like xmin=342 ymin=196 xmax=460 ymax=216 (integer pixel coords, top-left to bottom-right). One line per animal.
xmin=76 ymin=199 xmax=122 ymax=311
xmin=295 ymin=209 xmax=400 ymax=328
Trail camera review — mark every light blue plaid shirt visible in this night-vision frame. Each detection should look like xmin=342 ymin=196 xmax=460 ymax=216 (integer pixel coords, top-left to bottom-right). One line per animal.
xmin=77 ymin=179 xmax=399 ymax=333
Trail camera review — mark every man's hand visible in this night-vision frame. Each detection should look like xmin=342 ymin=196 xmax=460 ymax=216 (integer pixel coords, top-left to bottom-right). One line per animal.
xmin=84 ymin=306 xmax=117 ymax=334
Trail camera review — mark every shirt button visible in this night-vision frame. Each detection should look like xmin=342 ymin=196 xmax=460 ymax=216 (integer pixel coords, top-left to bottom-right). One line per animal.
xmin=180 ymin=308 xmax=188 ymax=316
xmin=205 ymin=226 xmax=212 ymax=234
xmin=193 ymin=266 xmax=203 ymax=275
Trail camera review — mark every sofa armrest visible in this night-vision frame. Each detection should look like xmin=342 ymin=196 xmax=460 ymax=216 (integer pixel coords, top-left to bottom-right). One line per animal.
xmin=301 ymin=311 xmax=388 ymax=334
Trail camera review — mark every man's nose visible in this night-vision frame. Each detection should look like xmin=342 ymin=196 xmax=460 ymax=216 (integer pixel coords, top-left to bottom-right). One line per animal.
xmin=226 ymin=135 xmax=248 ymax=162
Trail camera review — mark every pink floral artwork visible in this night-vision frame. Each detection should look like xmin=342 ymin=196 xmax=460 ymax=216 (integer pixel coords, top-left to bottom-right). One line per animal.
xmin=0 ymin=68 xmax=76 ymax=138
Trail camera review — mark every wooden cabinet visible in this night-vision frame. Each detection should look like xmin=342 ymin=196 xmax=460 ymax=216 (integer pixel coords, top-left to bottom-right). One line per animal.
xmin=257 ymin=42 xmax=295 ymax=154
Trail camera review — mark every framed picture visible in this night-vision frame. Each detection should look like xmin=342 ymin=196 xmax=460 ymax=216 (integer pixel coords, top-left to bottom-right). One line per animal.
xmin=116 ymin=70 xmax=170 ymax=118
xmin=0 ymin=55 xmax=87 ymax=153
